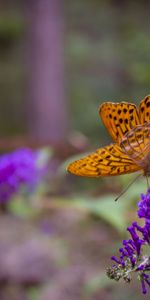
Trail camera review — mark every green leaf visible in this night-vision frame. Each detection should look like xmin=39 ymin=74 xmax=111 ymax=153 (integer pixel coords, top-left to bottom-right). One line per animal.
xmin=84 ymin=272 xmax=115 ymax=296
xmin=72 ymin=195 xmax=127 ymax=233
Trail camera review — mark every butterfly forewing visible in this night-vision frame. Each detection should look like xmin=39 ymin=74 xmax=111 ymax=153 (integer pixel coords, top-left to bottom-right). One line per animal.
xmin=67 ymin=144 xmax=141 ymax=177
xmin=139 ymin=95 xmax=150 ymax=124
xmin=99 ymin=102 xmax=140 ymax=143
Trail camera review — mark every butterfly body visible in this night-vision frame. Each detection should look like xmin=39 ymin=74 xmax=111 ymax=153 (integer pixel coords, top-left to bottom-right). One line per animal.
xmin=67 ymin=95 xmax=150 ymax=178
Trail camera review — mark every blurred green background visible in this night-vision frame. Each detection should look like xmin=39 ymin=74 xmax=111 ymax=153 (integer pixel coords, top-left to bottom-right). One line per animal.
xmin=0 ymin=0 xmax=149 ymax=299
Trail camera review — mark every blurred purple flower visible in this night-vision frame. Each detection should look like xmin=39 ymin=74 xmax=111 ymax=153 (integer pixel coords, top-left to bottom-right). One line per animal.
xmin=107 ymin=188 xmax=150 ymax=294
xmin=0 ymin=148 xmax=47 ymax=202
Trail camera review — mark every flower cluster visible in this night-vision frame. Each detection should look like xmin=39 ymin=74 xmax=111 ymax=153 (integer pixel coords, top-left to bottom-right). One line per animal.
xmin=107 ymin=188 xmax=150 ymax=294
xmin=0 ymin=148 xmax=47 ymax=203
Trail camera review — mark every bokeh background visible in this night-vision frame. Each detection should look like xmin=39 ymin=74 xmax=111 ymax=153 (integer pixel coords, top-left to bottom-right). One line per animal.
xmin=0 ymin=0 xmax=150 ymax=299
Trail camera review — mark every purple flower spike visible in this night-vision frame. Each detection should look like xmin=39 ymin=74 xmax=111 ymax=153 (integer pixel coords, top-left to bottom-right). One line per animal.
xmin=107 ymin=188 xmax=150 ymax=295
xmin=138 ymin=189 xmax=150 ymax=219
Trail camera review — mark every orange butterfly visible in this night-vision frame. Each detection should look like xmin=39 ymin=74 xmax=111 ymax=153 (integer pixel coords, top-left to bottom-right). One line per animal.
xmin=67 ymin=95 xmax=150 ymax=177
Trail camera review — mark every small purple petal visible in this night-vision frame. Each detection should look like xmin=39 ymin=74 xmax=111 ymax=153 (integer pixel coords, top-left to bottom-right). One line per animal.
xmin=141 ymin=279 xmax=147 ymax=294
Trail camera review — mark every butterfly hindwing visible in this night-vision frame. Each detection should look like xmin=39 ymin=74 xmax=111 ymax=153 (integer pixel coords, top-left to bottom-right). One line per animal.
xmin=120 ymin=121 xmax=150 ymax=168
xmin=99 ymin=102 xmax=140 ymax=143
xmin=67 ymin=144 xmax=141 ymax=177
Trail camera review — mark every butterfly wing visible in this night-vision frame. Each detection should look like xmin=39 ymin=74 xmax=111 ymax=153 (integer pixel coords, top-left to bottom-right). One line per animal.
xmin=120 ymin=121 xmax=150 ymax=169
xmin=139 ymin=95 xmax=150 ymax=124
xmin=67 ymin=143 xmax=141 ymax=177
xmin=99 ymin=102 xmax=140 ymax=143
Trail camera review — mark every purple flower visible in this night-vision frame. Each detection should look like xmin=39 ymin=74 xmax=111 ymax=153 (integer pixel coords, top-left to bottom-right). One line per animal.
xmin=138 ymin=189 xmax=150 ymax=219
xmin=0 ymin=148 xmax=47 ymax=203
xmin=107 ymin=188 xmax=150 ymax=294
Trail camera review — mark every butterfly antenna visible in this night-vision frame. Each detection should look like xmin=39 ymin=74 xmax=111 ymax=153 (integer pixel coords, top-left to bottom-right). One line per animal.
xmin=115 ymin=173 xmax=142 ymax=202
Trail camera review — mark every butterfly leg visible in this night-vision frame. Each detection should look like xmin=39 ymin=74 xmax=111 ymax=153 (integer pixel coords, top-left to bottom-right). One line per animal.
xmin=114 ymin=173 xmax=142 ymax=202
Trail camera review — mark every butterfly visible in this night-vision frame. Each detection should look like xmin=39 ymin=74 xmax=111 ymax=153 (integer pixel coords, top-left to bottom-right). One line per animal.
xmin=67 ymin=95 xmax=150 ymax=178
